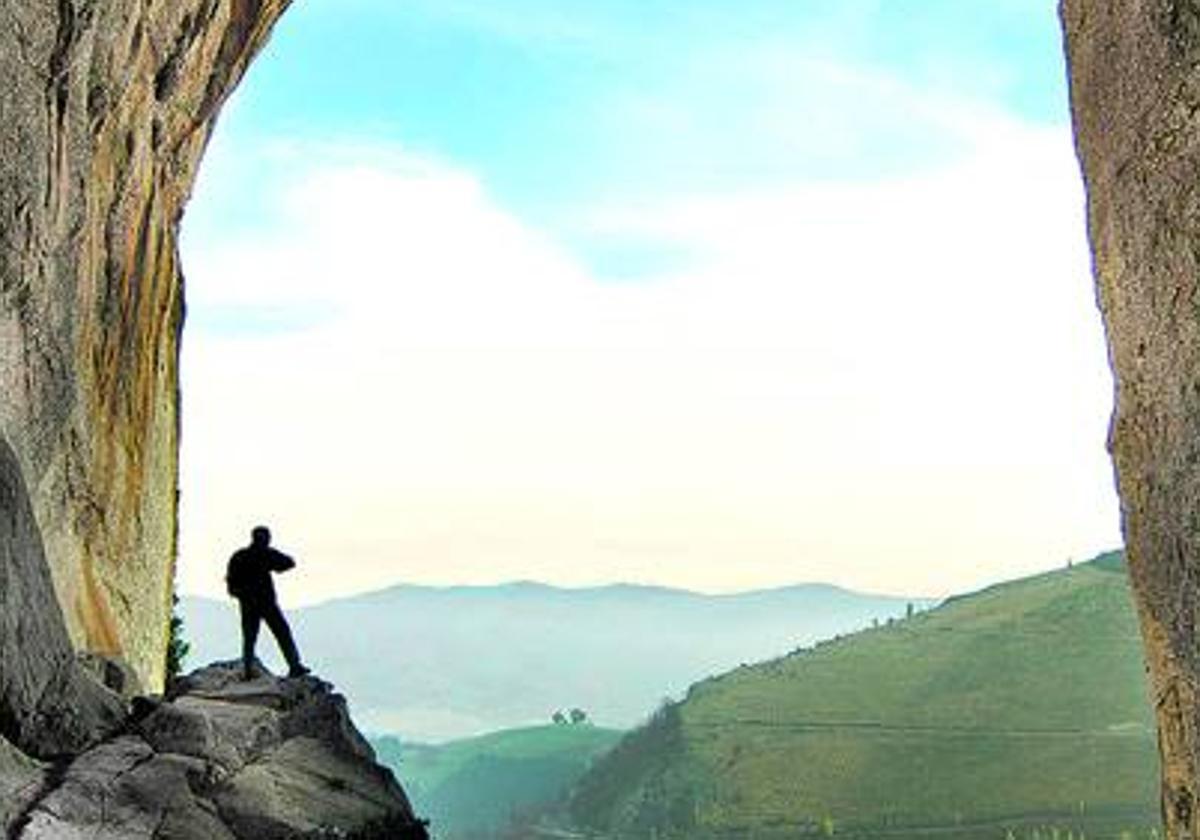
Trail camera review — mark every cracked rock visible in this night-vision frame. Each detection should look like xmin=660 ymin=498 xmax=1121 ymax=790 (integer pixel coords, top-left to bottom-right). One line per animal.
xmin=13 ymin=662 xmax=425 ymax=840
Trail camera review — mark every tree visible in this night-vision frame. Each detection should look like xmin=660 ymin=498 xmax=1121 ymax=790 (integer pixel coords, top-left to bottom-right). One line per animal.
xmin=569 ymin=708 xmax=588 ymax=725
xmin=552 ymin=711 xmax=567 ymax=725
xmin=165 ymin=593 xmax=190 ymax=681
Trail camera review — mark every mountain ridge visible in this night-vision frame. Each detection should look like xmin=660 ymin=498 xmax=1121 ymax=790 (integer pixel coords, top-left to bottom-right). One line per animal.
xmin=180 ymin=578 xmax=936 ymax=742
xmin=182 ymin=578 xmax=936 ymax=610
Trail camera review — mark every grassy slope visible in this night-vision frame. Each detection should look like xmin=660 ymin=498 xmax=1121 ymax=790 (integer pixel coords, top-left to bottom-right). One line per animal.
xmin=374 ymin=725 xmax=622 ymax=839
xmin=569 ymin=553 xmax=1160 ymax=838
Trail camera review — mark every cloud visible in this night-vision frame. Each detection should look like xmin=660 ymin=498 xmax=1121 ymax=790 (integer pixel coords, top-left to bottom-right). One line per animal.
xmin=177 ymin=105 xmax=1118 ymax=608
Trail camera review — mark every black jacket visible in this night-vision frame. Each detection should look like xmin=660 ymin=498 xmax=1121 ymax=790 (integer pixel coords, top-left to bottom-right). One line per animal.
xmin=226 ymin=544 xmax=295 ymax=604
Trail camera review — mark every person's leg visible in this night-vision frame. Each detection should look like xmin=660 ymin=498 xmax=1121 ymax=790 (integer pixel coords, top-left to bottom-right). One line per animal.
xmin=261 ymin=601 xmax=307 ymax=675
xmin=240 ymin=599 xmax=262 ymax=679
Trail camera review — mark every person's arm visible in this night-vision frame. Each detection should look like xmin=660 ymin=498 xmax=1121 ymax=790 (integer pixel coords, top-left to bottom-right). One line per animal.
xmin=226 ymin=554 xmax=243 ymax=597
xmin=268 ymin=548 xmax=296 ymax=573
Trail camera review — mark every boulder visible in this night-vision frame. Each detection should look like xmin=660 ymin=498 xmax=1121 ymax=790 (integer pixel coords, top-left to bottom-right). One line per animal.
xmin=13 ymin=662 xmax=425 ymax=840
xmin=215 ymin=736 xmax=412 ymax=839
xmin=0 ymin=435 xmax=128 ymax=759
xmin=0 ymin=736 xmax=44 ymax=834
xmin=77 ymin=653 xmax=146 ymax=699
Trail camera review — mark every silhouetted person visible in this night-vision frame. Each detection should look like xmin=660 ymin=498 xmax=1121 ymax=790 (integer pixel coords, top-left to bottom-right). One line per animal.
xmin=226 ymin=526 xmax=310 ymax=680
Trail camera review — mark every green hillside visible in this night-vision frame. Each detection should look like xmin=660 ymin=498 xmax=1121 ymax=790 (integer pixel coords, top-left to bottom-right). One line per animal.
xmin=568 ymin=552 xmax=1161 ymax=839
xmin=374 ymin=725 xmax=622 ymax=839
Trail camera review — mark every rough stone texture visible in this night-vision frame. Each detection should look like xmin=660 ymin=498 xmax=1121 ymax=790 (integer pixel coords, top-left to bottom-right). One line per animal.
xmin=0 ymin=0 xmax=291 ymax=694
xmin=0 ymin=433 xmax=129 ymax=758
xmin=15 ymin=662 xmax=425 ymax=840
xmin=1061 ymin=1 xmax=1200 ymax=836
xmin=0 ymin=736 xmax=44 ymax=834
xmin=78 ymin=650 xmax=147 ymax=698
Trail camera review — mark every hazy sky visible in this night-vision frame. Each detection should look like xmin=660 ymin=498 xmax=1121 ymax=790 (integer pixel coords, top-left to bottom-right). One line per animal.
xmin=177 ymin=0 xmax=1120 ymax=605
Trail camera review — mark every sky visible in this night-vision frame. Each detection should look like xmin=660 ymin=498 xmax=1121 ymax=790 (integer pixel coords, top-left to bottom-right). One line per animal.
xmin=176 ymin=0 xmax=1120 ymax=606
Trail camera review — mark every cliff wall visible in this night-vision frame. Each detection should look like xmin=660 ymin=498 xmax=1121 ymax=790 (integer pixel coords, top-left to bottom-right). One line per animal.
xmin=0 ymin=0 xmax=289 ymax=692
xmin=1063 ymin=1 xmax=1200 ymax=836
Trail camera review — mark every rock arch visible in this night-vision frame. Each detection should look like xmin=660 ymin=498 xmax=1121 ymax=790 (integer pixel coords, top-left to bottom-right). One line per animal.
xmin=3 ymin=0 xmax=1197 ymax=835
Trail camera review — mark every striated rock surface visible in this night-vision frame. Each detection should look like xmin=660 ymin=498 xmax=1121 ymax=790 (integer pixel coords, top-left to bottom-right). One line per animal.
xmin=1062 ymin=1 xmax=1200 ymax=836
xmin=13 ymin=662 xmax=426 ymax=840
xmin=0 ymin=434 xmax=127 ymax=759
xmin=0 ymin=737 xmax=44 ymax=834
xmin=0 ymin=0 xmax=290 ymax=693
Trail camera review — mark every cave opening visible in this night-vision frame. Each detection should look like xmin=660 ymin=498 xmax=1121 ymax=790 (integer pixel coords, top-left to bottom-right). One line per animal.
xmin=0 ymin=1 xmax=1181 ymax=837
xmin=173 ymin=0 xmax=1125 ymax=747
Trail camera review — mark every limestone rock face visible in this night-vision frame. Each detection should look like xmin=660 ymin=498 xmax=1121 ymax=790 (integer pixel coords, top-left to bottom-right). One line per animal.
xmin=1061 ymin=2 xmax=1200 ymax=835
xmin=0 ymin=434 xmax=128 ymax=759
xmin=14 ymin=662 xmax=425 ymax=840
xmin=0 ymin=0 xmax=290 ymax=693
xmin=0 ymin=737 xmax=44 ymax=835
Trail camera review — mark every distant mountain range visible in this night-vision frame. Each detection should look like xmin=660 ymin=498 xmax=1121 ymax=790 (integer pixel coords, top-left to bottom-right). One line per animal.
xmin=180 ymin=581 xmax=934 ymax=741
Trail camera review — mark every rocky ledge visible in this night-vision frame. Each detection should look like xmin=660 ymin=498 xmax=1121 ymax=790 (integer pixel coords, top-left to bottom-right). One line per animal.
xmin=7 ymin=662 xmax=428 ymax=840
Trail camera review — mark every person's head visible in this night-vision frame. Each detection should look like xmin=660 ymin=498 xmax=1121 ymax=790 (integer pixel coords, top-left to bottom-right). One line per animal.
xmin=251 ymin=526 xmax=271 ymax=547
